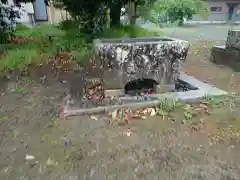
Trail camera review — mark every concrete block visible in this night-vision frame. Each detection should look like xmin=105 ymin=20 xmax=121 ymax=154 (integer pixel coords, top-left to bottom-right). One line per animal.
xmin=211 ymin=45 xmax=240 ymax=71
xmin=226 ymin=30 xmax=240 ymax=50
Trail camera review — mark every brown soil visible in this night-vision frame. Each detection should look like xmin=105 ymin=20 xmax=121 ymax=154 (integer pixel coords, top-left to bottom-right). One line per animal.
xmin=1 ymin=40 xmax=240 ymax=180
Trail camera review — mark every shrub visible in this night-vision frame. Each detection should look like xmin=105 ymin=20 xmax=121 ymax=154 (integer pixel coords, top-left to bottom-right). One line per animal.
xmin=58 ymin=20 xmax=79 ymax=30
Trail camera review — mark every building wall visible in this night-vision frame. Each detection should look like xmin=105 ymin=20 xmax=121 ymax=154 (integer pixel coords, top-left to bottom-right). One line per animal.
xmin=6 ymin=0 xmax=69 ymax=24
xmin=191 ymin=0 xmax=240 ymax=21
xmin=46 ymin=6 xmax=70 ymax=24
xmin=33 ymin=0 xmax=70 ymax=23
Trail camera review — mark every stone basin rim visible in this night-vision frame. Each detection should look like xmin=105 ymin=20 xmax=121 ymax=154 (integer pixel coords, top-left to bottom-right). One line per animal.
xmin=94 ymin=36 xmax=189 ymax=45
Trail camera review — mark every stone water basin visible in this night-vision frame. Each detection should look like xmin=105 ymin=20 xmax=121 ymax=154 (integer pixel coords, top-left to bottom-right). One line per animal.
xmin=93 ymin=36 xmax=190 ymax=96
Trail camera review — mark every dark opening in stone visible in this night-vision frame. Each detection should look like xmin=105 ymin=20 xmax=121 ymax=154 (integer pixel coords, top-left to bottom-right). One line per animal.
xmin=124 ymin=79 xmax=158 ymax=96
xmin=175 ymin=79 xmax=198 ymax=92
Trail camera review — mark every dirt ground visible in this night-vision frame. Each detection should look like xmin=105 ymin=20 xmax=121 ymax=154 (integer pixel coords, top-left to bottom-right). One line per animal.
xmin=1 ymin=40 xmax=240 ymax=180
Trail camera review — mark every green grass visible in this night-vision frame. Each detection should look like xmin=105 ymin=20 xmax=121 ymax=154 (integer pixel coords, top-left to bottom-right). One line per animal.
xmin=0 ymin=22 xmax=160 ymax=72
xmin=0 ymin=49 xmax=39 ymax=71
xmin=14 ymin=23 xmax=64 ymax=37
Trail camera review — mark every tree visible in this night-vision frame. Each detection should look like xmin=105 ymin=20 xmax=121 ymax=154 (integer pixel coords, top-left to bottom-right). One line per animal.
xmin=108 ymin=0 xmax=157 ymax=26
xmin=48 ymin=0 xmax=156 ymax=34
xmin=50 ymin=0 xmax=109 ymax=35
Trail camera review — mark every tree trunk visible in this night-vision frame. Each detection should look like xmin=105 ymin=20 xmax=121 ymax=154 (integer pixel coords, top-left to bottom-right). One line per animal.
xmin=110 ymin=1 xmax=122 ymax=27
xmin=128 ymin=1 xmax=137 ymax=25
xmin=178 ymin=16 xmax=184 ymax=26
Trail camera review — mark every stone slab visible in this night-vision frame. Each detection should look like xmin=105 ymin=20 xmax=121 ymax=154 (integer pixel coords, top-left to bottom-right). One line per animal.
xmin=62 ymin=74 xmax=228 ymax=118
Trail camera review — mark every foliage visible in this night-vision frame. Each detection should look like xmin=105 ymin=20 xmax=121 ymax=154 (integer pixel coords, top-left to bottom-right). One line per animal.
xmin=49 ymin=0 xmax=158 ymax=34
xmin=137 ymin=0 xmax=158 ymax=22
xmin=51 ymin=0 xmax=108 ymax=35
xmin=141 ymin=0 xmax=209 ymax=25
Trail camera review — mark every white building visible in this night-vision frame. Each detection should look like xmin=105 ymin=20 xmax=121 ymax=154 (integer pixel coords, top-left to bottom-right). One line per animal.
xmin=6 ymin=0 xmax=67 ymax=25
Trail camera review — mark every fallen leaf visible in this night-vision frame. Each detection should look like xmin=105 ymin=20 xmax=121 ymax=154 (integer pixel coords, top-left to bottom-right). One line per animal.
xmin=25 ymin=154 xmax=35 ymax=160
xmin=124 ymin=110 xmax=132 ymax=121
xmin=199 ymin=103 xmax=208 ymax=109
xmin=142 ymin=109 xmax=148 ymax=114
xmin=123 ymin=131 xmax=131 ymax=136
xmin=194 ymin=107 xmax=204 ymax=111
xmin=111 ymin=109 xmax=118 ymax=120
xmin=162 ymin=116 xmax=166 ymax=120
xmin=90 ymin=116 xmax=99 ymax=121
xmin=140 ymin=116 xmax=147 ymax=119
xmin=149 ymin=108 xmax=156 ymax=116
xmin=46 ymin=158 xmax=58 ymax=166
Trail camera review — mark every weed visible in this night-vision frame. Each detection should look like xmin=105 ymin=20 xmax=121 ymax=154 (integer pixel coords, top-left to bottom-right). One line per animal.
xmin=201 ymin=95 xmax=227 ymax=108
xmin=157 ymin=99 xmax=183 ymax=116
xmin=70 ymin=47 xmax=92 ymax=66
xmin=183 ymin=104 xmax=194 ymax=123
xmin=184 ymin=111 xmax=193 ymax=121
xmin=14 ymin=87 xmax=25 ymax=93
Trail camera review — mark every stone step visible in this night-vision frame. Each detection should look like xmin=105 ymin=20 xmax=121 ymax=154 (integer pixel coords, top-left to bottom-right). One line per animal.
xmin=211 ymin=45 xmax=240 ymax=71
xmin=226 ymin=30 xmax=240 ymax=50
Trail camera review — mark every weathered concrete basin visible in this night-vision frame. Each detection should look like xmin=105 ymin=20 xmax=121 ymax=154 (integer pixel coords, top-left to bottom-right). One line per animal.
xmin=93 ymin=37 xmax=190 ymax=95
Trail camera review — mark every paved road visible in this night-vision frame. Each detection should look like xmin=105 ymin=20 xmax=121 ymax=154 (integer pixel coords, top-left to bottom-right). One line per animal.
xmin=143 ymin=24 xmax=240 ymax=41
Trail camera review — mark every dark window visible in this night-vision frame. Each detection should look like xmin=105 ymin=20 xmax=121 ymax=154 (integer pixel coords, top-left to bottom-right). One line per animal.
xmin=210 ymin=7 xmax=222 ymax=12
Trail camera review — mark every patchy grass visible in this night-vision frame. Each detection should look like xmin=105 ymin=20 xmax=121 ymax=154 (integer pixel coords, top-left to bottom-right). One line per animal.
xmin=0 ymin=23 xmax=159 ymax=73
xmin=1 ymin=80 xmax=240 ymax=179
xmin=2 ymin=26 xmax=240 ymax=179
xmin=0 ymin=48 xmax=39 ymax=71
